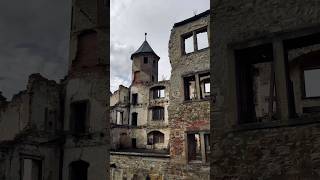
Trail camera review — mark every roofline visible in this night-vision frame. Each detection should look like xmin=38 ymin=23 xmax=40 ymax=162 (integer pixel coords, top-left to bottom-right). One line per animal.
xmin=130 ymin=52 xmax=160 ymax=60
xmin=173 ymin=10 xmax=210 ymax=28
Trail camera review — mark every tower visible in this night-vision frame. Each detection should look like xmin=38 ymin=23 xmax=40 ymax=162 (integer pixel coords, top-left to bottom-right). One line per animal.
xmin=131 ymin=34 xmax=160 ymax=84
xmin=62 ymin=0 xmax=108 ymax=180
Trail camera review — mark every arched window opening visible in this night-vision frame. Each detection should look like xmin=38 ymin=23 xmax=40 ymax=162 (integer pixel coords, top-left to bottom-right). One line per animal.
xmin=147 ymin=131 xmax=164 ymax=145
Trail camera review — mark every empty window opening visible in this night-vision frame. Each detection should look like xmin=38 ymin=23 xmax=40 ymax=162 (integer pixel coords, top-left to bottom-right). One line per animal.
xmin=147 ymin=131 xmax=164 ymax=145
xmin=119 ymin=133 xmax=129 ymax=149
xmin=184 ymin=75 xmax=196 ymax=100
xmin=132 ymin=93 xmax=138 ymax=105
xmin=183 ymin=34 xmax=194 ymax=54
xmin=22 ymin=159 xmax=41 ymax=180
xmin=151 ymin=86 xmax=165 ymax=99
xmin=131 ymin=112 xmax=137 ymax=126
xmin=151 ymin=107 xmax=164 ymax=120
xmin=204 ymin=134 xmax=210 ymax=162
xmin=116 ymin=111 xmax=124 ymax=125
xmin=285 ymin=34 xmax=320 ymax=115
xmin=304 ymin=69 xmax=320 ymax=97
xmin=152 ymin=75 xmax=154 ymax=82
xmin=196 ymin=29 xmax=209 ymax=50
xmin=153 ymin=60 xmax=156 ymax=67
xmin=187 ymin=133 xmax=202 ymax=161
xmin=70 ymin=101 xmax=88 ymax=134
xmin=69 ymin=160 xmax=89 ymax=180
xmin=144 ymin=57 xmax=148 ymax=64
xmin=133 ymin=71 xmax=140 ymax=83
xmin=199 ymin=72 xmax=210 ymax=99
xmin=235 ymin=43 xmax=277 ymax=124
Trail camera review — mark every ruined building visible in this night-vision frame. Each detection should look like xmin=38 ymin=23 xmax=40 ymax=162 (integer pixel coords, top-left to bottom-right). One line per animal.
xmin=211 ymin=0 xmax=320 ymax=179
xmin=0 ymin=0 xmax=108 ymax=179
xmin=110 ymin=10 xmax=210 ymax=179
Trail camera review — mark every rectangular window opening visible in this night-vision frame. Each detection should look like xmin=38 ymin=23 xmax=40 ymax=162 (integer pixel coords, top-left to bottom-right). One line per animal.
xmin=196 ymin=29 xmax=209 ymax=50
xmin=187 ymin=133 xmax=202 ymax=162
xmin=152 ymin=107 xmax=164 ymax=121
xmin=183 ymin=34 xmax=194 ymax=54
xmin=144 ymin=57 xmax=148 ymax=64
xmin=131 ymin=113 xmax=137 ymax=126
xmin=70 ymin=101 xmax=88 ymax=134
xmin=132 ymin=93 xmax=138 ymax=105
xmin=22 ymin=159 xmax=42 ymax=180
xmin=199 ymin=72 xmax=210 ymax=99
xmin=235 ymin=43 xmax=277 ymax=124
xmin=184 ymin=76 xmax=196 ymax=100
xmin=304 ymin=69 xmax=320 ymax=98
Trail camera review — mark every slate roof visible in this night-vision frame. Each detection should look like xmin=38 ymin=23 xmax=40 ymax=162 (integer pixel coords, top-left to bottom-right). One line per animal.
xmin=130 ymin=40 xmax=160 ymax=60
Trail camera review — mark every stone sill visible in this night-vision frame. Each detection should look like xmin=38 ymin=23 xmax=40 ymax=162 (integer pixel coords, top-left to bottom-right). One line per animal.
xmin=183 ymin=98 xmax=210 ymax=104
xmin=110 ymin=151 xmax=170 ymax=158
xmin=233 ymin=114 xmax=320 ymax=132
xmin=182 ymin=47 xmax=209 ymax=57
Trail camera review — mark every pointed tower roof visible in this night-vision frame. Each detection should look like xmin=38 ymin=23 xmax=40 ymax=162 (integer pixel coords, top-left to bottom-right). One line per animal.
xmin=130 ymin=34 xmax=160 ymax=60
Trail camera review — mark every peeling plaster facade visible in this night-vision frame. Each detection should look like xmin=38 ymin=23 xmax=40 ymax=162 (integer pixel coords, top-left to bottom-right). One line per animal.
xmin=110 ymin=10 xmax=210 ymax=180
xmin=0 ymin=0 xmax=108 ymax=180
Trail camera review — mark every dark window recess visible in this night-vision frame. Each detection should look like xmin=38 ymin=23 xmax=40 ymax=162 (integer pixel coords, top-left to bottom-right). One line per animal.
xmin=147 ymin=131 xmax=164 ymax=145
xmin=22 ymin=159 xmax=42 ymax=180
xmin=119 ymin=133 xmax=128 ymax=149
xmin=152 ymin=75 xmax=154 ymax=82
xmin=235 ymin=43 xmax=277 ymax=124
xmin=152 ymin=107 xmax=164 ymax=120
xmin=70 ymin=101 xmax=88 ymax=133
xmin=131 ymin=112 xmax=137 ymax=126
xmin=144 ymin=57 xmax=148 ymax=64
xmin=116 ymin=111 xmax=124 ymax=125
xmin=153 ymin=60 xmax=156 ymax=67
xmin=132 ymin=138 xmax=137 ymax=148
xmin=69 ymin=160 xmax=89 ymax=180
xmin=199 ymin=72 xmax=210 ymax=99
xmin=187 ymin=133 xmax=202 ymax=161
xmin=152 ymin=86 xmax=165 ymax=99
xmin=132 ymin=93 xmax=138 ymax=105
xmin=184 ymin=75 xmax=196 ymax=100
xmin=204 ymin=134 xmax=210 ymax=162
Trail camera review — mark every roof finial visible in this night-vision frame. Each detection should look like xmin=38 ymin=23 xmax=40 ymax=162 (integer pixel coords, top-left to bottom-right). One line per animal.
xmin=145 ymin=33 xmax=147 ymax=41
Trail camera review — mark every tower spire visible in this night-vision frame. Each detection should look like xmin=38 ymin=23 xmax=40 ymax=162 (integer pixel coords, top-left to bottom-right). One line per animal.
xmin=145 ymin=33 xmax=147 ymax=41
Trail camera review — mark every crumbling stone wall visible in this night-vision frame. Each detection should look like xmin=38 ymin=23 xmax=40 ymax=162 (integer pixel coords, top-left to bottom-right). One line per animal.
xmin=211 ymin=0 xmax=320 ymax=179
xmin=168 ymin=11 xmax=210 ymax=168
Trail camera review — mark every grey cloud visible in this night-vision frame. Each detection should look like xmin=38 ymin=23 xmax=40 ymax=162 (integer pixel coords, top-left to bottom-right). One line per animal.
xmin=0 ymin=0 xmax=71 ymax=99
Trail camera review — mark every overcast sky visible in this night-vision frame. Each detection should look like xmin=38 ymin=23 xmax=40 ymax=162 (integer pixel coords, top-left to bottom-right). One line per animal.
xmin=0 ymin=0 xmax=71 ymax=99
xmin=0 ymin=0 xmax=209 ymax=99
xmin=110 ymin=0 xmax=210 ymax=92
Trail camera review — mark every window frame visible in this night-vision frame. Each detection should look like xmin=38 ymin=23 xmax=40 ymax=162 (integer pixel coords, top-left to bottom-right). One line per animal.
xmin=20 ymin=154 xmax=43 ymax=180
xmin=70 ymin=100 xmax=90 ymax=134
